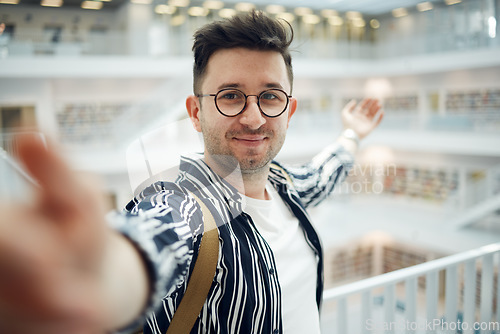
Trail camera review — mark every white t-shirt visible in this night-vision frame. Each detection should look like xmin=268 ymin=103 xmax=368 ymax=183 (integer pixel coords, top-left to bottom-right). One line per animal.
xmin=243 ymin=183 xmax=321 ymax=334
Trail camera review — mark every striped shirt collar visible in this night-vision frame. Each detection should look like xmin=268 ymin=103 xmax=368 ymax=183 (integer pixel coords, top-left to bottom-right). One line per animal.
xmin=177 ymin=153 xmax=293 ymax=216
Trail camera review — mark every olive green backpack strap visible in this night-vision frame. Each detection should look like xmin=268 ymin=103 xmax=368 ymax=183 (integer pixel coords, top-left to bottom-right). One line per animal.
xmin=166 ymin=192 xmax=219 ymax=334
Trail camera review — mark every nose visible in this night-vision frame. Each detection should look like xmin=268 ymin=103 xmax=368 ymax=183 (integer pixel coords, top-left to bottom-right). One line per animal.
xmin=239 ymin=96 xmax=266 ymax=130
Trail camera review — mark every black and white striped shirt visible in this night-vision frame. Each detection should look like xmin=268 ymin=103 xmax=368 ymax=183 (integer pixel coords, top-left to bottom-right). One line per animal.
xmin=111 ymin=143 xmax=353 ymax=334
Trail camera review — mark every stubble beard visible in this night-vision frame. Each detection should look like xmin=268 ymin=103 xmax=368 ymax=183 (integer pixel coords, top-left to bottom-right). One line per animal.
xmin=201 ymin=125 xmax=286 ymax=176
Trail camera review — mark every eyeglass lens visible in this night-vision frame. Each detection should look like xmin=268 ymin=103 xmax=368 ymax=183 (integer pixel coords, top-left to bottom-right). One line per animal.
xmin=215 ymin=89 xmax=288 ymax=117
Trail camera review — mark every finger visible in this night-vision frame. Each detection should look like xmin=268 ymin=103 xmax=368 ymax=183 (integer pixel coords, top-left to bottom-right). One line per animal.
xmin=15 ymin=134 xmax=107 ymax=270
xmin=367 ymin=99 xmax=381 ymax=117
xmin=16 ymin=134 xmax=77 ymax=205
xmin=358 ymin=98 xmax=379 ymax=118
xmin=372 ymin=110 xmax=384 ymax=129
xmin=359 ymin=98 xmax=373 ymax=110
xmin=342 ymin=99 xmax=357 ymax=116
xmin=352 ymin=98 xmax=372 ymax=116
xmin=15 ymin=135 xmax=99 ymax=225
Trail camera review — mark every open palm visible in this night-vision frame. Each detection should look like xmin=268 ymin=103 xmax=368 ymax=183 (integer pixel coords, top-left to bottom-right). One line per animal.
xmin=341 ymin=98 xmax=384 ymax=139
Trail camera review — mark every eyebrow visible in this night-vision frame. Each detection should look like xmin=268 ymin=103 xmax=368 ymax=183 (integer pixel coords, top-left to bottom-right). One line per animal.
xmin=216 ymin=82 xmax=285 ymax=91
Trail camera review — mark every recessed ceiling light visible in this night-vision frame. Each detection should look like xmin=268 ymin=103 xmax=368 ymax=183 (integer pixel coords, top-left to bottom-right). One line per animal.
xmin=168 ymin=0 xmax=189 ymax=7
xmin=392 ymin=7 xmax=408 ymax=18
xmin=131 ymin=0 xmax=152 ymax=4
xmin=370 ymin=19 xmax=380 ymax=29
xmin=302 ymin=14 xmax=320 ymax=25
xmin=417 ymin=1 xmax=433 ymax=11
xmin=0 ymin=0 xmax=20 ymax=4
xmin=219 ymin=8 xmax=236 ymax=18
xmin=203 ymin=0 xmax=223 ymax=10
xmin=170 ymin=14 xmax=186 ymax=26
xmin=155 ymin=4 xmax=176 ymax=14
xmin=346 ymin=11 xmax=362 ymax=20
xmin=320 ymin=9 xmax=337 ymax=18
xmin=81 ymin=0 xmax=102 ymax=9
xmin=41 ymin=0 xmax=63 ymax=6
xmin=235 ymin=2 xmax=255 ymax=12
xmin=188 ymin=6 xmax=209 ymax=16
xmin=445 ymin=0 xmax=461 ymax=4
xmin=352 ymin=18 xmax=365 ymax=28
xmin=328 ymin=16 xmax=343 ymax=26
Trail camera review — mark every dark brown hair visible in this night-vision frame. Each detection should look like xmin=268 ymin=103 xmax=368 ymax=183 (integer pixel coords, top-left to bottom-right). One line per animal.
xmin=192 ymin=10 xmax=294 ymax=94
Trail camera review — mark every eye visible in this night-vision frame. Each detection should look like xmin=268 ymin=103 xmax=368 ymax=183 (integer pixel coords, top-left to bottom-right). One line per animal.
xmin=260 ymin=90 xmax=285 ymax=102
xmin=218 ymin=90 xmax=244 ymax=101
xmin=220 ymin=93 xmax=238 ymax=100
xmin=261 ymin=92 xmax=279 ymax=100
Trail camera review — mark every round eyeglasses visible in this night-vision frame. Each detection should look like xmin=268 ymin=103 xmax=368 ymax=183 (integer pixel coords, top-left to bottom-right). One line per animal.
xmin=196 ymin=88 xmax=292 ymax=118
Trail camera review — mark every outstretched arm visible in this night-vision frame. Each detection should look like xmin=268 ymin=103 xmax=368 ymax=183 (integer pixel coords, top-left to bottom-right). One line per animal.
xmin=336 ymin=98 xmax=384 ymax=155
xmin=0 ymin=136 xmax=149 ymax=334
xmin=282 ymin=98 xmax=383 ymax=208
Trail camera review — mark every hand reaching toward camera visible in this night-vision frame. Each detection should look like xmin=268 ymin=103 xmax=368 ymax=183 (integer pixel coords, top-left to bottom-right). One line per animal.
xmin=0 ymin=135 xmax=148 ymax=334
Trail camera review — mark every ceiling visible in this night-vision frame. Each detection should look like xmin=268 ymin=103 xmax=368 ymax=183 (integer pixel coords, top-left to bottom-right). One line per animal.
xmin=11 ymin=0 xmax=451 ymax=15
xmin=223 ymin=0 xmax=443 ymax=15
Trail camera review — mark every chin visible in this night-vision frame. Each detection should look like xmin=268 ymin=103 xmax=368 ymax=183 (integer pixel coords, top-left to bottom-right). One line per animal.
xmin=238 ymin=157 xmax=271 ymax=173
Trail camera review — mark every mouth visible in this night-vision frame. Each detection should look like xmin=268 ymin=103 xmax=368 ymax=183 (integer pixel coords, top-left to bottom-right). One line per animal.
xmin=230 ymin=133 xmax=270 ymax=149
xmin=233 ymin=135 xmax=267 ymax=142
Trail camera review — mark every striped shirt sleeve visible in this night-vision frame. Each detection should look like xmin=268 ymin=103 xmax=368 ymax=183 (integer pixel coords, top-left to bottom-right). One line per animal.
xmin=109 ymin=183 xmax=201 ymax=333
xmin=283 ymin=142 xmax=354 ymax=208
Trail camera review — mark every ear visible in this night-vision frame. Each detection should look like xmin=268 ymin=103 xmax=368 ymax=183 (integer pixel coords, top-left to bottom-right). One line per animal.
xmin=186 ymin=95 xmax=202 ymax=132
xmin=286 ymin=97 xmax=297 ymax=128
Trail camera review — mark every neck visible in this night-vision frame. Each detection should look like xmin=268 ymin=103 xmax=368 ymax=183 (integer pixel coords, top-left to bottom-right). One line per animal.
xmin=240 ymin=169 xmax=270 ymax=200
xmin=203 ymin=154 xmax=270 ymax=200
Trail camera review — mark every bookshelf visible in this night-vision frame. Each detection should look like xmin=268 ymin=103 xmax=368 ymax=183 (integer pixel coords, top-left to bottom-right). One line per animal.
xmin=324 ymin=236 xmax=444 ymax=289
xmin=446 ymin=89 xmax=500 ymax=113
xmin=56 ymin=102 xmax=127 ymax=145
xmin=344 ymin=163 xmax=459 ymax=204
xmin=384 ymin=95 xmax=419 ymax=113
xmin=445 ymin=89 xmax=500 ymax=131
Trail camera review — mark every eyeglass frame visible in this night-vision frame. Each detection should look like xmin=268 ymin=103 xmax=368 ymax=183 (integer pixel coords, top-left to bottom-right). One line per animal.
xmin=196 ymin=88 xmax=293 ymax=118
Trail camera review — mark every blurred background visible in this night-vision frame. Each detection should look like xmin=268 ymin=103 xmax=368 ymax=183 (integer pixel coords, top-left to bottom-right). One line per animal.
xmin=0 ymin=0 xmax=500 ymax=332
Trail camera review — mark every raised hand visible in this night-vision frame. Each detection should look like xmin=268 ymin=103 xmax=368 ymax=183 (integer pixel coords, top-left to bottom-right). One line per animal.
xmin=341 ymin=98 xmax=384 ymax=140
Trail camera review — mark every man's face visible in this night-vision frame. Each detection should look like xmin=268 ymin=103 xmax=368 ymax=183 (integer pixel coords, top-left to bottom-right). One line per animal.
xmin=187 ymin=48 xmax=296 ymax=175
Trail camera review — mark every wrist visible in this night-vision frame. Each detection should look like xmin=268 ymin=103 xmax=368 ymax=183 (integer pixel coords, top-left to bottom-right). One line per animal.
xmin=341 ymin=128 xmax=360 ymax=146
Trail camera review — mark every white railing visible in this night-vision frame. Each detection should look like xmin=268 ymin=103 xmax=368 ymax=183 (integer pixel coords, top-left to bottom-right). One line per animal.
xmin=322 ymin=243 xmax=500 ymax=333
xmin=2 ymin=26 xmax=498 ymax=59
xmin=5 ymin=31 xmax=128 ymax=56
xmin=445 ymin=163 xmax=500 ymax=230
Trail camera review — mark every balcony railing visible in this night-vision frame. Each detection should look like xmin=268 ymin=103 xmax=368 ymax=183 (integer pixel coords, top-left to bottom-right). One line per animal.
xmin=321 ymin=242 xmax=500 ymax=333
xmin=1 ymin=28 xmax=498 ymax=59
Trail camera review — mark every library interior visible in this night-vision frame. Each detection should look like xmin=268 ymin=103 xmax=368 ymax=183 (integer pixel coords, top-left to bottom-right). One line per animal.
xmin=0 ymin=0 xmax=500 ymax=332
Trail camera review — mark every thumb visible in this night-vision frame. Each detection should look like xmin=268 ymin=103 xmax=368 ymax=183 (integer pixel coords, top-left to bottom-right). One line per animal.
xmin=16 ymin=134 xmax=81 ymax=217
xmin=341 ymin=99 xmax=357 ymax=119
xmin=16 ymin=133 xmax=108 ymax=267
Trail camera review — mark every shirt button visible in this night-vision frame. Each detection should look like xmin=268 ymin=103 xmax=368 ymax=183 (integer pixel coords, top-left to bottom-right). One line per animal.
xmin=273 ymin=329 xmax=279 ymax=334
xmin=269 ymin=268 xmax=275 ymax=275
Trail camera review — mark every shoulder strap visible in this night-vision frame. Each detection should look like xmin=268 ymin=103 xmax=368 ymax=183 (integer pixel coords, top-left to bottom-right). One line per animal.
xmin=166 ymin=192 xmax=219 ymax=334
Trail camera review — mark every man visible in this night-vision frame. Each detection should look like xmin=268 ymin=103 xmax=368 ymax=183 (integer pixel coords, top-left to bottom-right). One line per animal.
xmin=0 ymin=11 xmax=382 ymax=334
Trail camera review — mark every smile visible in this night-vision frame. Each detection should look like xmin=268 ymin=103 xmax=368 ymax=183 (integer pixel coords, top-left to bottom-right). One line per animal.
xmin=231 ymin=135 xmax=268 ymax=147
xmin=234 ymin=135 xmax=267 ymax=141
